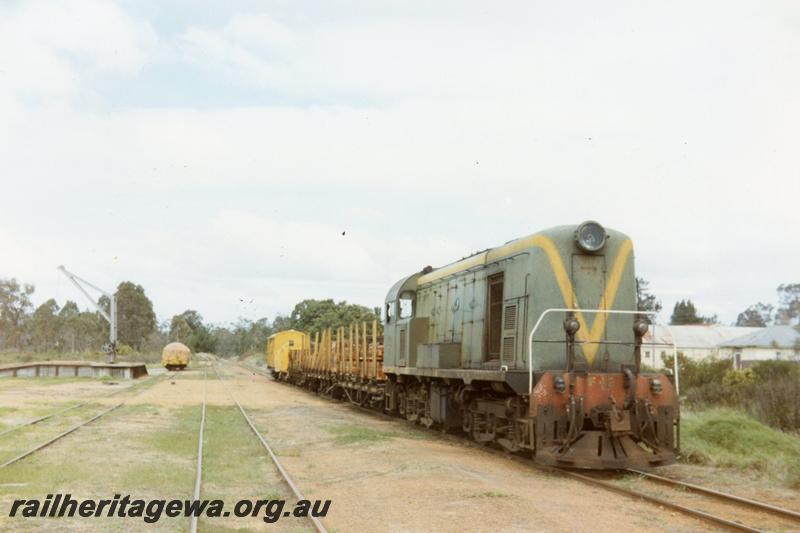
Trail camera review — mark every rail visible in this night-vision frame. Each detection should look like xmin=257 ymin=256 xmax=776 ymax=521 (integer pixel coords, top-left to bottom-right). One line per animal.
xmin=556 ymin=468 xmax=761 ymax=532
xmin=189 ymin=369 xmax=207 ymax=533
xmin=212 ymin=362 xmax=328 ymax=533
xmin=627 ymin=468 xmax=800 ymax=523
xmin=0 ymin=373 xmax=161 ymax=439
xmin=0 ymin=372 xmax=175 ymax=469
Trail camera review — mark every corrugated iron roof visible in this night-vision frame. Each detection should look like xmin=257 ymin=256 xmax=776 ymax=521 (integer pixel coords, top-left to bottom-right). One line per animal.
xmin=643 ymin=325 xmax=762 ymax=349
xmin=718 ymin=325 xmax=800 ymax=349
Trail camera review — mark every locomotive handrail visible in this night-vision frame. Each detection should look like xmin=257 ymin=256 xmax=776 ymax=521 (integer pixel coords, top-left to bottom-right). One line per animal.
xmin=526 ymin=308 xmax=679 ymax=395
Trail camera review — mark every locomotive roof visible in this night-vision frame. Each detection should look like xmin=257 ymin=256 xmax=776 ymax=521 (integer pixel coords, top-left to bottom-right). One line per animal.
xmin=416 ymin=223 xmax=624 ymax=286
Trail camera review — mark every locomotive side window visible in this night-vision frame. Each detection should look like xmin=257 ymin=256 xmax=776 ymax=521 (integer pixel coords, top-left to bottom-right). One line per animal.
xmin=485 ymin=272 xmax=504 ymax=361
xmin=386 ymin=302 xmax=395 ymax=323
xmin=399 ymin=291 xmax=415 ymax=319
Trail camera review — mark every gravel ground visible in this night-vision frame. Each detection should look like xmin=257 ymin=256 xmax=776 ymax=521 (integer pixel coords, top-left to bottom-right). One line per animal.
xmin=1 ymin=364 xmax=796 ymax=532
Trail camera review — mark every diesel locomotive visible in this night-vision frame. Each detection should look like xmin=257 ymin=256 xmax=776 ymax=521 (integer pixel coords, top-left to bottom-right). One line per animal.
xmin=270 ymin=221 xmax=679 ymax=470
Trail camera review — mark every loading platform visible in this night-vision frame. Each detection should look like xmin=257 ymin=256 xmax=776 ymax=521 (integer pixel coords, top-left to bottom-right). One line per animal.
xmin=0 ymin=361 xmax=149 ymax=379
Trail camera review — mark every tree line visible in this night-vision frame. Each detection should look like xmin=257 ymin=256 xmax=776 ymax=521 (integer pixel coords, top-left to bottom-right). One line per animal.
xmin=2 ymin=274 xmax=795 ymax=357
xmin=0 ymin=277 xmax=378 ymax=358
xmin=636 ymin=278 xmax=799 ymax=326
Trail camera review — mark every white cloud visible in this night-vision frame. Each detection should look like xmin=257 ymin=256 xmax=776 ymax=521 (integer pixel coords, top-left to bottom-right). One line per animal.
xmin=0 ymin=0 xmax=156 ymax=103
xmin=1 ymin=0 xmax=799 ymax=326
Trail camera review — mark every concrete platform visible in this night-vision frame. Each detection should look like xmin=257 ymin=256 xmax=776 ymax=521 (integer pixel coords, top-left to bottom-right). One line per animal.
xmin=0 ymin=361 xmax=149 ymax=379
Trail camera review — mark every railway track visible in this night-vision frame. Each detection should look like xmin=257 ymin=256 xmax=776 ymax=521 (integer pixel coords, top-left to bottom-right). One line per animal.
xmin=239 ymin=361 xmax=800 ymax=533
xmin=189 ymin=369 xmax=207 ymax=533
xmin=0 ymin=371 xmax=163 ymax=439
xmin=189 ymin=359 xmax=326 ymax=533
xmin=626 ymin=468 xmax=800 ymax=523
xmin=554 ymin=468 xmax=800 ymax=533
xmin=0 ymin=370 xmax=175 ymax=469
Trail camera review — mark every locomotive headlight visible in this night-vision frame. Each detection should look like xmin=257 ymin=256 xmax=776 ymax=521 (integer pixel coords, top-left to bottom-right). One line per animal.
xmin=563 ymin=316 xmax=581 ymax=335
xmin=574 ymin=221 xmax=607 ymax=253
xmin=633 ymin=319 xmax=649 ymax=338
xmin=553 ymin=375 xmax=566 ymax=394
xmin=650 ymin=378 xmax=663 ymax=395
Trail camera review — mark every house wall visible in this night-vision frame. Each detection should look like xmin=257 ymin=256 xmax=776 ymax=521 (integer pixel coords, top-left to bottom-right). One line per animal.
xmin=735 ymin=347 xmax=799 ymax=368
xmin=642 ymin=346 xmax=737 ymax=367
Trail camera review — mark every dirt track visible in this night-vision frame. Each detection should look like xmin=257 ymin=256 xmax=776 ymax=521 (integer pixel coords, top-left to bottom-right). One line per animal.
xmin=0 ymin=363 xmax=771 ymax=532
xmin=212 ymin=364 xmax=718 ymax=533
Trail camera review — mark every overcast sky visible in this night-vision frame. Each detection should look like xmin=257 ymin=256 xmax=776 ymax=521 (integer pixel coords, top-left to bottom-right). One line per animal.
xmin=1 ymin=0 xmax=798 ymax=328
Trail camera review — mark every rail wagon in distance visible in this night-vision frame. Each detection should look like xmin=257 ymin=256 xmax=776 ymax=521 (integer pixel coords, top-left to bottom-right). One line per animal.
xmin=162 ymin=342 xmax=191 ymax=370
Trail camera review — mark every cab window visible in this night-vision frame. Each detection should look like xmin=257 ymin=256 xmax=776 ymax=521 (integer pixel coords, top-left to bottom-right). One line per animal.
xmin=386 ymin=302 xmax=396 ymax=323
xmin=399 ymin=291 xmax=415 ymax=319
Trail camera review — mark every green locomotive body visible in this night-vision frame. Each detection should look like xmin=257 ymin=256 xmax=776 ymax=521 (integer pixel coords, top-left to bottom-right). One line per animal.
xmin=382 ymin=222 xmax=678 ymax=468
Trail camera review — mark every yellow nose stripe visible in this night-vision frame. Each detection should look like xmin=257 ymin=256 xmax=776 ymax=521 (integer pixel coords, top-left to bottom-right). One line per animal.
xmin=531 ymin=236 xmax=633 ymax=364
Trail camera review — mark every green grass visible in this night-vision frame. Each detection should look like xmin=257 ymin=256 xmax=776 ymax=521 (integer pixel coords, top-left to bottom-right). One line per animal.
xmin=199 ymin=405 xmax=289 ymax=497
xmin=326 ymin=424 xmax=398 ymax=445
xmin=681 ymin=408 xmax=800 ymax=488
xmin=145 ymin=405 xmax=200 ymax=457
xmin=116 ymin=404 xmax=198 ymax=495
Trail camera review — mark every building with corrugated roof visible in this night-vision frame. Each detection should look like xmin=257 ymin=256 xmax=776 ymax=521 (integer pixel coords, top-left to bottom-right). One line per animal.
xmin=641 ymin=325 xmax=762 ymax=367
xmin=719 ymin=325 xmax=800 ymax=369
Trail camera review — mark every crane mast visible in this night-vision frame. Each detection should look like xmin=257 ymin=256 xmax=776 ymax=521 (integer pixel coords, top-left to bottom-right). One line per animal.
xmin=57 ymin=265 xmax=117 ymax=363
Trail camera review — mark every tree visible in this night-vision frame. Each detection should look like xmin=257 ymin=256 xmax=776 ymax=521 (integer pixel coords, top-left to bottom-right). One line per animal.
xmin=288 ymin=299 xmax=381 ymax=336
xmin=58 ymin=301 xmax=81 ymax=352
xmin=169 ymin=310 xmax=215 ymax=353
xmin=776 ymin=283 xmax=800 ymax=325
xmin=670 ymin=299 xmax=703 ymax=325
xmin=636 ymin=277 xmax=662 ymax=314
xmin=169 ymin=316 xmax=192 ymax=344
xmin=0 ymin=278 xmax=35 ymax=350
xmin=56 ymin=300 xmax=104 ymax=353
xmin=736 ymin=303 xmax=773 ymax=327
xmin=30 ymin=299 xmax=60 ymax=352
xmin=113 ymin=282 xmax=157 ymax=350
xmin=232 ymin=317 xmax=272 ymax=355
xmin=670 ymin=299 xmax=718 ymax=325
xmin=211 ymin=326 xmax=238 ymax=358
xmin=271 ymin=314 xmax=293 ymax=332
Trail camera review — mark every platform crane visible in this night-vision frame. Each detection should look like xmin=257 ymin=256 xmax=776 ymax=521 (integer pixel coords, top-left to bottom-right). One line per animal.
xmin=57 ymin=265 xmax=117 ymax=363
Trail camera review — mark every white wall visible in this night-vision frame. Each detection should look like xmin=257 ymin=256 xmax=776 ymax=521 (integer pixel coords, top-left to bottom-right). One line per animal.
xmin=736 ymin=347 xmax=799 ymax=368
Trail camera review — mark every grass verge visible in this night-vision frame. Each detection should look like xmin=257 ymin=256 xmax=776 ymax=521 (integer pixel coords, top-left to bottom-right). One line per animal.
xmin=680 ymin=408 xmax=800 ymax=488
xmin=326 ymin=424 xmax=398 ymax=445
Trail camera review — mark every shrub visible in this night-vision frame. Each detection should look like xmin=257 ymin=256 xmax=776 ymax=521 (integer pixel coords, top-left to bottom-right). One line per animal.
xmin=661 ymin=353 xmax=732 ymax=389
xmin=751 ymin=377 xmax=800 ymax=431
xmin=722 ymin=368 xmax=756 ymax=386
xmin=750 ymin=360 xmax=800 ymax=382
xmin=116 ymin=344 xmax=134 ymax=356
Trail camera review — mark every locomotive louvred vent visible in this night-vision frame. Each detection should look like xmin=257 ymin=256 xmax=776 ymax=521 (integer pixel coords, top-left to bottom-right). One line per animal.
xmin=502 ymin=336 xmax=515 ymax=361
xmin=503 ymin=304 xmax=517 ymax=331
xmin=399 ymin=328 xmax=406 ymax=360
